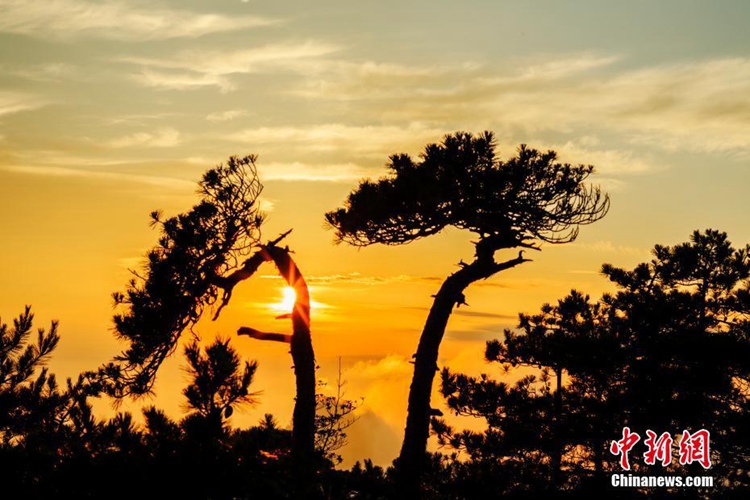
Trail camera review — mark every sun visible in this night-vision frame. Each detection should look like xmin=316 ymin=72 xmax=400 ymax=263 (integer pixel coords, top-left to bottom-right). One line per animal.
xmin=270 ymin=284 xmax=327 ymax=315
xmin=277 ymin=286 xmax=297 ymax=312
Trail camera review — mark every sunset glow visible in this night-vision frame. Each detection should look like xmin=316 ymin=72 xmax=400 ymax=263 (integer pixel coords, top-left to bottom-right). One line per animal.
xmin=1 ymin=0 xmax=749 ymax=473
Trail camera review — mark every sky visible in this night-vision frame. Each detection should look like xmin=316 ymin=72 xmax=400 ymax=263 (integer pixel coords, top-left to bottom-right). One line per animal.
xmin=1 ymin=0 xmax=749 ymax=466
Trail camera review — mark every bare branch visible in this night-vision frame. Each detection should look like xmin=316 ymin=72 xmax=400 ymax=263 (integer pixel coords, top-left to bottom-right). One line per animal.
xmin=237 ymin=327 xmax=292 ymax=344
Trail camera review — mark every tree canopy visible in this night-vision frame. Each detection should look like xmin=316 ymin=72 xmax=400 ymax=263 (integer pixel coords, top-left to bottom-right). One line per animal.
xmin=103 ymin=155 xmax=265 ymax=397
xmin=326 ymin=131 xmax=609 ymax=249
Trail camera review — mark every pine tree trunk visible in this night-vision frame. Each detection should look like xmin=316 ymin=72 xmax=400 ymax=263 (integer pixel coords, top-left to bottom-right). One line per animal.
xmin=265 ymin=246 xmax=317 ymax=497
xmin=216 ymin=231 xmax=319 ymax=496
xmin=396 ymin=249 xmax=527 ymax=496
xmin=397 ymin=275 xmax=464 ymax=496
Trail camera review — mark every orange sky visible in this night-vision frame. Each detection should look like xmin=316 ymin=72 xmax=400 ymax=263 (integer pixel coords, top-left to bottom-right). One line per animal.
xmin=2 ymin=0 xmax=750 ymax=466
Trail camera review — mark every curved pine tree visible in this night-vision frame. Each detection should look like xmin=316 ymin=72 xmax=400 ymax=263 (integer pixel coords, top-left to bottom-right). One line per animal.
xmin=326 ymin=131 xmax=610 ymax=494
xmin=99 ymin=155 xmax=317 ymax=494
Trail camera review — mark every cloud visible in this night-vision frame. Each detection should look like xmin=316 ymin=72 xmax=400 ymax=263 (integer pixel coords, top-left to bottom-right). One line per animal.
xmin=444 ymin=328 xmax=506 ymax=343
xmin=187 ymin=158 xmax=375 ymax=183
xmin=338 ymin=354 xmax=413 ymax=452
xmin=544 ymin=137 xmax=658 ymax=176
xmin=298 ymin=273 xmax=441 ymax=286
xmin=510 ymin=54 xmax=620 ymax=81
xmin=518 ymin=136 xmax=661 ymax=191
xmin=123 ymin=42 xmax=338 ymax=75
xmin=604 ymin=58 xmax=750 ymax=154
xmin=0 ymin=91 xmax=45 ymax=118
xmin=105 ymin=112 xmax=182 ymax=126
xmin=107 ymin=127 xmax=181 ymax=148
xmin=8 ymin=150 xmax=146 ymax=168
xmin=0 ymin=0 xmax=276 ymax=41
xmin=293 ymin=60 xmax=480 ymax=101
xmin=406 ymin=306 xmax=515 ymax=321
xmin=227 ymin=122 xmax=445 ymax=159
xmin=511 ymin=58 xmax=750 ymax=155
xmin=453 ymin=310 xmax=515 ymax=320
xmin=2 ymin=62 xmax=79 ymax=82
xmin=206 ymin=109 xmax=248 ymax=122
xmin=120 ymin=50 xmax=750 ymax=176
xmin=257 ymin=162 xmax=373 ymax=182
xmin=292 ymin=55 xmax=611 ymax=104
xmin=123 ymin=42 xmax=338 ymax=92
xmin=571 ymin=240 xmax=648 ymax=256
xmin=1 ymin=164 xmax=194 ymax=189
xmin=343 ymin=410 xmax=402 ymax=468
xmin=294 ymin=54 xmax=750 ymax=157
xmin=134 ymin=69 xmax=233 ymax=92
xmin=336 ymin=346 xmax=516 ymax=466
xmin=346 ymin=354 xmax=413 ymax=381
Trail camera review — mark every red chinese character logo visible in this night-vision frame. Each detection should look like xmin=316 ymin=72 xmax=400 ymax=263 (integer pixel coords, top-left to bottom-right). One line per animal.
xmin=610 ymin=427 xmax=641 ymax=470
xmin=643 ymin=430 xmax=673 ymax=467
xmin=678 ymin=429 xmax=711 ymax=469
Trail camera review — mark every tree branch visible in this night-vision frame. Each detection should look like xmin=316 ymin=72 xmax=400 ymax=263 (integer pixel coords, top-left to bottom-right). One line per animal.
xmin=490 ymin=255 xmax=532 ymax=275
xmin=237 ymin=327 xmax=292 ymax=344
xmin=211 ymin=229 xmax=294 ymax=320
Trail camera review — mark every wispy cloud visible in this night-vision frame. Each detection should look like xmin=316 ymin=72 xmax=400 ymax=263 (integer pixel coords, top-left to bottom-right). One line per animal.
xmin=107 ymin=127 xmax=181 ymax=148
xmin=0 ymin=0 xmax=276 ymax=41
xmin=530 ymin=136 xmax=661 ymax=191
xmin=228 ymin=122 xmax=445 ymax=159
xmin=260 ymin=273 xmax=441 ymax=286
xmin=571 ymin=240 xmax=648 ymax=256
xmin=510 ymin=54 xmax=620 ymax=81
xmin=1 ymin=62 xmax=80 ymax=82
xmin=2 ymin=148 xmax=193 ymax=189
xmin=123 ymin=42 xmax=338 ymax=92
xmin=258 ymin=162 xmax=372 ymax=182
xmin=206 ymin=109 xmax=248 ymax=122
xmin=123 ymin=42 xmax=338 ymax=74
xmin=0 ymin=91 xmax=45 ymax=118
xmin=407 ymin=306 xmax=515 ymax=321
xmin=225 ymin=121 xmax=654 ymax=185
xmin=1 ymin=164 xmax=193 ymax=189
xmin=605 ymin=58 xmax=750 ymax=154
xmin=10 ymin=150 xmax=149 ymax=168
xmin=293 ymin=60 xmax=480 ymax=101
xmin=346 ymin=354 xmax=412 ymax=381
xmin=187 ymin=157 xmax=372 ymax=182
xmin=133 ymin=69 xmax=234 ymax=92
xmin=306 ymin=273 xmax=422 ymax=286
xmin=293 ymin=54 xmax=610 ymax=103
xmin=104 ymin=112 xmax=182 ymax=126
xmin=295 ymin=54 xmax=750 ymax=156
xmin=547 ymin=137 xmax=657 ymax=176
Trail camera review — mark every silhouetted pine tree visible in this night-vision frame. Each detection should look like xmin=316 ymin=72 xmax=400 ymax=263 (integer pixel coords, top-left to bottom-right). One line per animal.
xmin=326 ymin=131 xmax=610 ymax=493
xmin=98 ymin=156 xmax=319 ymax=493
xmin=437 ymin=229 xmax=750 ymax=497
